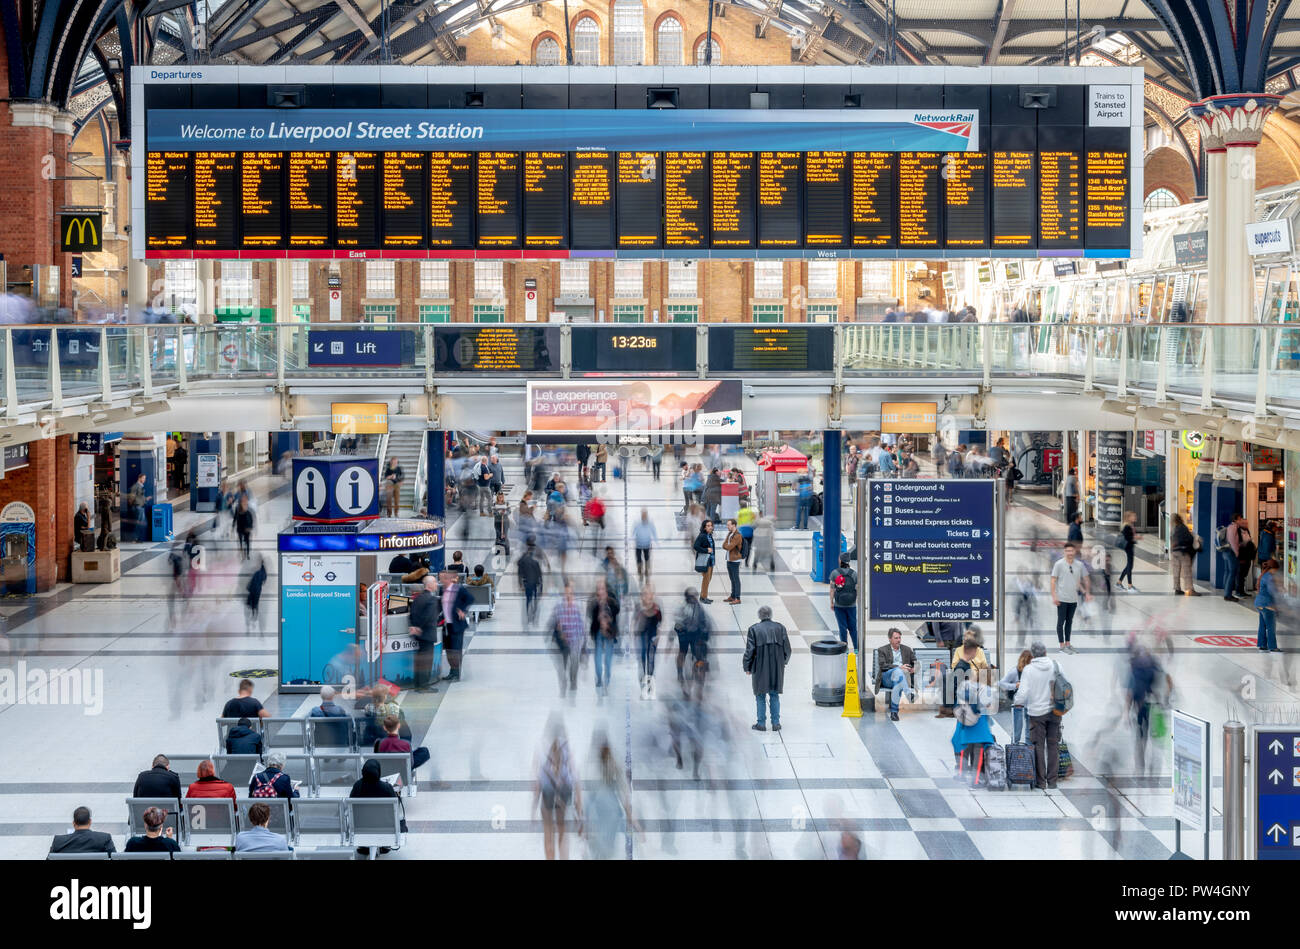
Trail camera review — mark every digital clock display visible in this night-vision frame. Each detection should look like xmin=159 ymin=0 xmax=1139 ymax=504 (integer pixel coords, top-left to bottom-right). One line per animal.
xmin=572 ymin=326 xmax=695 ymax=374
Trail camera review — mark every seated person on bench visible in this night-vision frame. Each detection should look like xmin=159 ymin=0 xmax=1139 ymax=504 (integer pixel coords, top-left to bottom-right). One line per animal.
xmin=376 ymin=714 xmax=430 ymax=772
xmin=874 ymin=627 xmax=917 ymax=722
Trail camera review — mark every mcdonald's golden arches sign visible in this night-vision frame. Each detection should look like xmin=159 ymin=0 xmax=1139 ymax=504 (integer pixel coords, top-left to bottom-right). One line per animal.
xmin=60 ymin=214 xmax=102 ymax=253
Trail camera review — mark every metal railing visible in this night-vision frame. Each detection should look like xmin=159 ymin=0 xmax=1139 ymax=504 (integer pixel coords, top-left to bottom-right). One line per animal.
xmin=2 ymin=321 xmax=1295 ymax=420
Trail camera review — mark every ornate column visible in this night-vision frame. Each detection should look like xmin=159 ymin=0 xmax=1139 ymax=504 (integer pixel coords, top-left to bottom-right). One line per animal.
xmin=1188 ymin=104 xmax=1224 ymax=324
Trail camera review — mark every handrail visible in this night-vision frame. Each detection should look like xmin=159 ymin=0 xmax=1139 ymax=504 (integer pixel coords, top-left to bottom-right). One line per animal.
xmin=0 ymin=321 xmax=1294 ymax=424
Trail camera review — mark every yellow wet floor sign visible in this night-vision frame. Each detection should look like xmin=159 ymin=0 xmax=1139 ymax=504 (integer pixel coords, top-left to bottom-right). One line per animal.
xmin=842 ymin=651 xmax=862 ymax=718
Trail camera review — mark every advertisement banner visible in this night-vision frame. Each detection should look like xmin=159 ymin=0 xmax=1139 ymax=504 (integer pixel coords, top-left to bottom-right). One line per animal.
xmin=881 ymin=401 xmax=937 ymax=434
xmin=526 ymin=380 xmax=741 ymax=439
xmin=147 ymin=108 xmax=981 ymax=153
xmin=365 ymin=580 xmax=388 ymax=663
xmin=1171 ymin=710 xmax=1210 ymax=833
xmin=330 ymin=402 xmax=389 ymax=435
xmin=196 ymin=453 xmax=220 ymax=488
xmin=1172 ymin=230 xmax=1208 ymax=268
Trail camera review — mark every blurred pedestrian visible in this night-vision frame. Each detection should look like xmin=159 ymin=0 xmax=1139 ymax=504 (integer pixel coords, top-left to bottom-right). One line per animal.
xmin=245 ymin=554 xmax=267 ymax=635
xmin=634 ymin=585 xmax=663 ymax=696
xmin=750 ymin=514 xmax=776 ymax=573
xmin=1256 ymin=558 xmax=1281 ymax=652
xmin=1117 ymin=510 xmax=1138 ymax=591
xmin=584 ymin=737 xmax=637 ymax=860
xmin=534 ymin=719 xmax=581 ymax=860
xmin=588 ymin=578 xmax=620 ymax=695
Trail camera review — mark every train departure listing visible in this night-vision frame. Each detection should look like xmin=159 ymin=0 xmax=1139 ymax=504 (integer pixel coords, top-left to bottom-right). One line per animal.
xmin=804 ymin=152 xmax=849 ymax=246
xmin=146 ymin=152 xmax=191 ymax=248
xmin=287 ymin=151 xmax=330 ymax=247
xmin=898 ymin=152 xmax=941 ymax=247
xmin=1085 ymin=149 xmax=1129 ymax=248
xmin=240 ymin=152 xmax=284 ymax=247
xmin=758 ymin=152 xmax=801 ymax=247
xmin=1039 ymin=150 xmax=1082 ymax=247
xmin=570 ymin=152 xmax=615 ymax=249
xmin=477 ymin=152 xmax=521 ymax=247
xmin=334 ymin=151 xmax=378 ymax=248
xmin=193 ymin=151 xmax=237 ymax=249
xmin=428 ymin=151 xmax=472 ymax=248
xmin=664 ymin=152 xmax=708 ymax=248
xmin=710 ymin=152 xmax=754 ymax=247
xmin=852 ymin=152 xmax=895 ymax=246
xmin=524 ymin=151 xmax=568 ymax=247
xmin=991 ymin=151 xmax=1035 ymax=247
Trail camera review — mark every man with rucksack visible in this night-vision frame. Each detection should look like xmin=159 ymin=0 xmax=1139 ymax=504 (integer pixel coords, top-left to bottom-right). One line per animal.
xmin=828 ymin=555 xmax=859 ymax=650
xmin=1217 ymin=514 xmax=1245 ymax=602
xmin=1014 ymin=642 xmax=1064 ymax=790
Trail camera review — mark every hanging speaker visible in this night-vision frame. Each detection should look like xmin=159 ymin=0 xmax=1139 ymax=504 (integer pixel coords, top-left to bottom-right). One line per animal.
xmin=1019 ymin=86 xmax=1056 ymax=109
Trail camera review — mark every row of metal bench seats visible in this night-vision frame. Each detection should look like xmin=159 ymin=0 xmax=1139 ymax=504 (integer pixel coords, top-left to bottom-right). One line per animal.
xmin=49 ymin=849 xmax=358 ymax=861
xmin=123 ymin=796 xmax=405 ymax=851
xmin=169 ymin=751 xmax=418 ymax=798
xmin=216 ymin=716 xmax=379 ymax=756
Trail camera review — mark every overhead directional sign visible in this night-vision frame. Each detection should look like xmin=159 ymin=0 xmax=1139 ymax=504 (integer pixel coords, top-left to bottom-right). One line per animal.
xmin=1253 ymin=724 xmax=1300 ymax=860
xmin=307 ymin=330 xmax=403 ymax=367
xmin=867 ymin=478 xmax=995 ymax=621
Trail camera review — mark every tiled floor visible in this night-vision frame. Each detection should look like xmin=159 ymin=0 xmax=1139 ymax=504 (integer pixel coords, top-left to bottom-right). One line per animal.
xmin=0 ymin=453 xmax=1285 ymax=859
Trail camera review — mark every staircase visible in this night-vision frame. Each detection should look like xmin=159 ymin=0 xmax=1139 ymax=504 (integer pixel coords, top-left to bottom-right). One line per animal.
xmin=385 ymin=430 xmax=426 ymax=515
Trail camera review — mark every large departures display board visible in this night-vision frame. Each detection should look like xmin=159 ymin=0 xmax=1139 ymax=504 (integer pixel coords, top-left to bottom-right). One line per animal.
xmin=138 ymin=76 xmax=1140 ymax=259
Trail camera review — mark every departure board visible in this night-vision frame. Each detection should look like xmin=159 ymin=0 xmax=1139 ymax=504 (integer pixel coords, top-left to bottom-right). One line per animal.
xmin=334 ymin=152 xmax=378 ymax=248
xmin=523 ymin=152 xmax=568 ymax=248
xmin=1038 ymin=150 xmax=1082 ymax=248
xmin=382 ymin=151 xmax=426 ymax=247
xmin=146 ymin=152 xmax=190 ymax=248
xmin=710 ymin=152 xmax=754 ymax=247
xmin=664 ymin=152 xmax=708 ymax=248
xmin=570 ymin=152 xmax=615 ymax=249
xmin=758 ymin=152 xmax=801 ymax=247
xmin=571 ymin=326 xmax=697 ymax=373
xmin=428 ymin=151 xmax=472 ymax=248
xmin=433 ymin=326 xmax=559 ymax=373
xmin=991 ymin=151 xmax=1035 ymax=247
xmin=287 ymin=152 xmax=331 ymax=248
xmin=1085 ymin=148 xmax=1129 ymax=248
xmin=708 ymin=325 xmax=835 ymax=373
xmin=805 ymin=152 xmax=849 ymax=246
xmin=898 ymin=152 xmax=941 ymax=247
xmin=943 ymin=152 xmax=987 ymax=247
xmin=240 ymin=152 xmax=284 ymax=248
xmin=193 ymin=151 xmax=237 ymax=249
xmin=852 ymin=152 xmax=895 ymax=247
xmin=477 ymin=152 xmax=521 ymax=247
xmin=617 ymin=152 xmax=660 ymax=247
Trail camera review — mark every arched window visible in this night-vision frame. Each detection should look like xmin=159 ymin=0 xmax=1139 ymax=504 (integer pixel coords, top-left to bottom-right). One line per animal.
xmin=1143 ymin=187 xmax=1181 ymax=211
xmin=656 ymin=16 xmax=683 ymax=65
xmin=573 ymin=16 xmax=600 ymax=65
xmin=612 ymin=0 xmax=644 ymax=65
xmin=534 ymin=36 xmax=562 ymax=65
xmin=694 ymin=34 xmax=720 ymax=65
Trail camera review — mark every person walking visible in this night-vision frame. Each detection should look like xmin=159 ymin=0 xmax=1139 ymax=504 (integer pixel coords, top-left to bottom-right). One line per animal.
xmin=634 ymin=586 xmax=663 ymax=696
xmin=588 ymin=579 xmax=620 ymax=694
xmin=692 ymin=520 xmax=716 ymax=604
xmin=534 ymin=720 xmax=581 ymax=860
xmin=245 ymin=554 xmax=267 ymax=635
xmin=1066 ymin=512 xmax=1084 ymax=544
xmin=750 ymin=514 xmax=776 ymax=573
xmin=1236 ymin=523 xmax=1256 ymax=597
xmin=674 ymin=588 xmax=709 ymax=690
xmin=584 ymin=738 xmax=637 ymax=860
xmin=1015 ymin=642 xmax=1061 ymax=790
xmin=1170 ymin=512 xmax=1199 ymax=595
xmin=409 ymin=576 xmax=441 ymax=692
xmin=1062 ymin=468 xmax=1080 ymax=524
xmin=1117 ymin=510 xmax=1138 ymax=591
xmin=633 ymin=508 xmax=658 ymax=583
xmin=382 ymin=456 xmax=404 ymax=517
xmin=722 ymin=519 xmax=743 ymax=604
xmin=128 ymin=472 xmax=152 ymax=542
xmin=440 ymin=570 xmax=472 ymax=682
xmin=828 ymin=554 xmax=859 ymax=650
xmin=649 ymin=443 xmax=663 ymax=481
xmin=1050 ymin=542 xmax=1089 ymax=654
xmin=737 ymin=502 xmax=756 ymax=564
xmin=550 ymin=580 xmax=586 ymax=696
xmin=743 ymin=605 xmax=792 ymax=732
xmin=1256 ymin=558 xmax=1281 ymax=652
xmin=518 ymin=540 xmax=544 ymax=629
xmin=492 ymin=490 xmax=511 ymax=557
xmin=234 ymin=496 xmax=255 ymax=561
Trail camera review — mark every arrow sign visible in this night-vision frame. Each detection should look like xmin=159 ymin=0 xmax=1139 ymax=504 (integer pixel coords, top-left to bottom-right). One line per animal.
xmin=1269 ymin=769 xmax=1285 ymax=785
xmin=874 ymin=517 xmax=881 ymax=525
xmin=313 ymin=342 xmax=324 ymax=352
xmin=1269 ymin=739 xmax=1285 ymax=755
xmin=1267 ymin=823 xmax=1288 ymax=843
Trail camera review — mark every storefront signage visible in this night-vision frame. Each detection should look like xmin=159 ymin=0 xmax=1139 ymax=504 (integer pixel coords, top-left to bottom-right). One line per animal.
xmin=1180 ymin=430 xmax=1203 ymax=458
xmin=1245 ymin=443 xmax=1282 ymax=470
xmin=1246 ymin=219 xmax=1293 ymax=257
xmin=880 ymin=401 xmax=938 ymax=434
xmin=330 ymin=402 xmax=389 ymax=435
xmin=1172 ymin=230 xmax=1208 ymax=268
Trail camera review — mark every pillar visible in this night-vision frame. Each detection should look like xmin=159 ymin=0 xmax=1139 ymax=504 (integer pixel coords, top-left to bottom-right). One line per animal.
xmin=275 ymin=258 xmax=293 ymax=322
xmin=426 ymin=430 xmax=446 ymax=571
xmin=128 ymin=258 xmax=149 ymax=320
xmin=0 ymin=103 xmax=57 ymax=282
xmin=197 ymin=259 xmax=216 ymax=323
xmin=189 ymin=435 xmax=222 ymax=512
xmin=821 ymin=429 xmax=842 ymax=582
xmin=0 ymin=438 xmax=76 ymax=590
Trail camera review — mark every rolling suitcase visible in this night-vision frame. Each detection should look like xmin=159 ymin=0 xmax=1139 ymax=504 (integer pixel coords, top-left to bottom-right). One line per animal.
xmin=1005 ymin=742 xmax=1036 ymax=789
xmin=983 ymin=742 xmax=1008 ymax=790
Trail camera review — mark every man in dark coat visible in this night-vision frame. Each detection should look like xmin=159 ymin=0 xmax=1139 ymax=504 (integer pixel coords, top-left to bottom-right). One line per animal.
xmin=440 ymin=570 xmax=473 ymax=683
xmin=225 ymin=717 xmax=264 ymax=756
xmin=517 ymin=540 xmax=544 ymax=629
xmin=50 ymin=807 xmax=116 ymax=854
xmin=132 ymin=754 xmax=182 ymax=802
xmin=409 ymin=575 xmax=442 ymax=692
xmin=743 ymin=606 xmax=792 ymax=732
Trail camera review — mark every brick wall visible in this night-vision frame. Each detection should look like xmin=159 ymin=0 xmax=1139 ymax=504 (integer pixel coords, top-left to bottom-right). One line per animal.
xmin=1144 ymin=145 xmax=1197 ymax=203
xmin=0 ymin=439 xmax=76 ymax=590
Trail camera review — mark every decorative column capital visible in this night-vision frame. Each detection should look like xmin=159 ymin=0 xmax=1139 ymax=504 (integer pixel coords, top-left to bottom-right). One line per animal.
xmin=1189 ymin=94 xmax=1282 ymax=149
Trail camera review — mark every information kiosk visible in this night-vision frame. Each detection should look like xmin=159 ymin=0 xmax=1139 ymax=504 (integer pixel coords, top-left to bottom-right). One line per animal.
xmin=277 ymin=516 xmax=443 ymax=694
xmin=756 ymin=446 xmax=810 ymax=528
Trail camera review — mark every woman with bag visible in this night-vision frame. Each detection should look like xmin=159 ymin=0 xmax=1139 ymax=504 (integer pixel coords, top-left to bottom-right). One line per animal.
xmin=1256 ymin=558 xmax=1282 ymax=652
xmin=951 ymin=668 xmax=996 ymax=785
xmin=692 ymin=520 xmax=717 ymax=604
xmin=534 ymin=720 xmax=581 ymax=860
xmin=1169 ymin=513 xmax=1199 ymax=596
xmin=1117 ymin=510 xmax=1138 ymax=591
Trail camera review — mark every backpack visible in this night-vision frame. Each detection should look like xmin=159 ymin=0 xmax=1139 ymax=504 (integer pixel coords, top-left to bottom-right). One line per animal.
xmin=250 ymin=770 xmax=280 ymax=798
xmin=832 ymin=569 xmax=857 ymax=607
xmin=955 ymin=681 xmax=982 ymax=726
xmin=1051 ymin=661 xmax=1074 ymax=716
xmin=1215 ymin=526 xmax=1230 ymax=551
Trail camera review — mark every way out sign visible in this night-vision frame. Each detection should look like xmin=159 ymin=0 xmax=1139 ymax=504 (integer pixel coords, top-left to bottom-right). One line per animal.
xmin=1251 ymin=724 xmax=1300 ymax=860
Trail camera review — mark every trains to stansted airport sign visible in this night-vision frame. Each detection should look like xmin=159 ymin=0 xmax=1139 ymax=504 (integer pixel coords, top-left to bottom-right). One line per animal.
xmin=135 ymin=68 xmax=1139 ymax=260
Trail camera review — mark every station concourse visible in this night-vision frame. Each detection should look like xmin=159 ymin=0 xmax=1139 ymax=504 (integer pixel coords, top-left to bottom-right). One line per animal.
xmin=1 ymin=0 xmax=1300 ymax=895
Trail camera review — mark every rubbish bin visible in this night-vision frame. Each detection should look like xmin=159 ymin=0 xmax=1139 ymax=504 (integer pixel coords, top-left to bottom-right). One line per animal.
xmin=151 ymin=502 xmax=174 ymax=542
xmin=810 ymin=639 xmax=847 ymax=706
xmin=809 ymin=531 xmax=848 ymax=581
